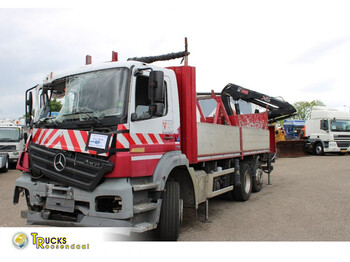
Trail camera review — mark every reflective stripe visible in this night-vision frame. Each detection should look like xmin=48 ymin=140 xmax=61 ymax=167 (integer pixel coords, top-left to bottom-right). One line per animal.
xmin=131 ymin=155 xmax=163 ymax=161
xmin=116 ymin=129 xmax=167 ymax=147
xmin=130 ymin=133 xmax=141 ymax=145
xmin=154 ymin=134 xmax=164 ymax=144
xmin=143 ymin=134 xmax=154 ymax=145
xmin=117 ymin=134 xmax=130 ymax=149
xmin=31 ymin=128 xmax=110 ymax=156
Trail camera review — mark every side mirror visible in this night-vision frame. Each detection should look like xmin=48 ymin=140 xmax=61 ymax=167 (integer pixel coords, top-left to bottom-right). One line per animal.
xmin=153 ymin=103 xmax=164 ymax=117
xmin=320 ymin=120 xmax=329 ymax=131
xmin=131 ymin=113 xmax=138 ymax=122
xmin=148 ymin=71 xmax=164 ymax=102
xmin=23 ymin=133 xmax=28 ymax=142
xmin=26 ymin=91 xmax=33 ymax=126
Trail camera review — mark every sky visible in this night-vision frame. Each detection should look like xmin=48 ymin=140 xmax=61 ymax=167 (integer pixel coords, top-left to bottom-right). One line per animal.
xmin=1 ymin=0 xmax=350 ymax=119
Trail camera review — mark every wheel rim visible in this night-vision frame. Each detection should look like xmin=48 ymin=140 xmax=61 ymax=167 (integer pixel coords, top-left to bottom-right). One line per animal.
xmin=316 ymin=145 xmax=323 ymax=155
xmin=244 ymin=170 xmax=251 ymax=193
xmin=6 ymin=160 xmax=8 ymax=169
xmin=256 ymin=169 xmax=263 ymax=184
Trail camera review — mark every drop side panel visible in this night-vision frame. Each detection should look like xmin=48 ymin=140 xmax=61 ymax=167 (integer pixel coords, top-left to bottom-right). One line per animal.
xmin=197 ymin=123 xmax=240 ymax=156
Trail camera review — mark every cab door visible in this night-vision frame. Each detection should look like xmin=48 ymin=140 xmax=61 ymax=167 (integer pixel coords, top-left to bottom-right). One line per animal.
xmin=127 ymin=68 xmax=178 ymax=177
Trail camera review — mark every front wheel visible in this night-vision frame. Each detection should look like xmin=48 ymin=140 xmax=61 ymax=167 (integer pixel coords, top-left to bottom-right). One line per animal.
xmin=0 ymin=155 xmax=9 ymax=173
xmin=232 ymin=163 xmax=252 ymax=201
xmin=158 ymin=181 xmax=180 ymax=241
xmin=314 ymin=142 xmax=324 ymax=155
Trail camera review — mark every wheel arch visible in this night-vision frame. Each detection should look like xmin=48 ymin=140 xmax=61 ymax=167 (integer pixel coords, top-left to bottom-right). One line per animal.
xmin=152 ymin=151 xmax=195 ymax=209
xmin=152 ymin=151 xmax=189 ymax=191
xmin=167 ymin=166 xmax=196 ymax=209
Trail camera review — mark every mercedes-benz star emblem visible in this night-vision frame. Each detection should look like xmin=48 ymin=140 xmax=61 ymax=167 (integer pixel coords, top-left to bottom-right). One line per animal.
xmin=54 ymin=153 xmax=66 ymax=172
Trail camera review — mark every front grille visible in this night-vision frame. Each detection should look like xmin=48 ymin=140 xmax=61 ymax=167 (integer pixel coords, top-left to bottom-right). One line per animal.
xmin=29 ymin=142 xmax=114 ymax=192
xmin=0 ymin=145 xmax=16 ymax=151
xmin=336 ymin=141 xmax=350 ymax=148
xmin=334 ymin=135 xmax=350 ymax=140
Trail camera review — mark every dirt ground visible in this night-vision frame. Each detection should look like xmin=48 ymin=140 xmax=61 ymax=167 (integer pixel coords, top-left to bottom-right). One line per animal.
xmin=1 ymin=155 xmax=350 ymax=241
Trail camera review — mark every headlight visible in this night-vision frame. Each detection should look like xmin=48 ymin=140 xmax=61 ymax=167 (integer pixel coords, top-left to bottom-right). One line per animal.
xmin=329 ymin=142 xmax=337 ymax=147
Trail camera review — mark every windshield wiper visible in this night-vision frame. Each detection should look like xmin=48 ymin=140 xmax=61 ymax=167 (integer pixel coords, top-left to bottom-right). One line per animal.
xmin=36 ymin=117 xmax=58 ymax=128
xmin=0 ymin=138 xmax=16 ymax=142
xmin=63 ymin=111 xmax=102 ymax=125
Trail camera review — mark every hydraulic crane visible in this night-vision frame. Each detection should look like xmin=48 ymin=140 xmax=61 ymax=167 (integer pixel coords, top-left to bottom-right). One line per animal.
xmin=221 ymin=83 xmax=297 ymax=123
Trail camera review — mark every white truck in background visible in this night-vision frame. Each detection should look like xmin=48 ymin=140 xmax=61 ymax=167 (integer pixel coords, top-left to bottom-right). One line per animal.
xmin=0 ymin=153 xmax=9 ymax=173
xmin=0 ymin=120 xmax=27 ymax=166
xmin=305 ymin=106 xmax=350 ymax=155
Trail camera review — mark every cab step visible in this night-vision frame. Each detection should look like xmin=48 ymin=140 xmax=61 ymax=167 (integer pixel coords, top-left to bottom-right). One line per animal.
xmin=132 ymin=222 xmax=157 ymax=233
xmin=133 ymin=202 xmax=159 ymax=214
xmin=132 ymin=183 xmax=158 ymax=192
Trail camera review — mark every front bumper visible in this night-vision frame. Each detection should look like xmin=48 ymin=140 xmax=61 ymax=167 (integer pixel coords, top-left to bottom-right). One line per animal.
xmin=21 ymin=210 xmax=132 ymax=227
xmin=325 ymin=141 xmax=350 ymax=153
xmin=14 ymin=173 xmax=134 ymax=226
xmin=324 ymin=147 xmax=350 ymax=153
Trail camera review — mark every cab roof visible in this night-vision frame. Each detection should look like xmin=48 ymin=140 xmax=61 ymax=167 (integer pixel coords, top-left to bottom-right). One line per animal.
xmin=43 ymin=60 xmax=151 ymax=85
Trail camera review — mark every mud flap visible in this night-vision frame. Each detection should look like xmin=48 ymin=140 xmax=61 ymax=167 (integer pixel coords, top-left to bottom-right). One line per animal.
xmin=13 ymin=186 xmax=21 ymax=205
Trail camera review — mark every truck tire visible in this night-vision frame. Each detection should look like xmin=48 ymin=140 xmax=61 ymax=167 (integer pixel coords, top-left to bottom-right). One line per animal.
xmin=252 ymin=167 xmax=263 ymax=193
xmin=251 ymin=157 xmax=263 ymax=193
xmin=0 ymin=155 xmax=9 ymax=173
xmin=233 ymin=163 xmax=252 ymax=201
xmin=158 ymin=181 xmax=180 ymax=241
xmin=313 ymin=142 xmax=324 ymax=156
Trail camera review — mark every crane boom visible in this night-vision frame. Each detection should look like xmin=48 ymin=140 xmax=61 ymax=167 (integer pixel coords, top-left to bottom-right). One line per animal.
xmin=221 ymin=83 xmax=296 ymax=123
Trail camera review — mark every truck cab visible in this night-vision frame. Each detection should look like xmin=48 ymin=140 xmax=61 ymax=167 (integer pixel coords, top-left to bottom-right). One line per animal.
xmin=0 ymin=121 xmax=26 ymax=165
xmin=14 ymin=61 xmax=184 ymax=233
xmin=305 ymin=106 xmax=350 ymax=155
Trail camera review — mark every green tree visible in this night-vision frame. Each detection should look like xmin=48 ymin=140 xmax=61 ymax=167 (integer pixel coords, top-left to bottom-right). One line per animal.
xmin=50 ymin=98 xmax=63 ymax=112
xmin=293 ymin=100 xmax=325 ymax=120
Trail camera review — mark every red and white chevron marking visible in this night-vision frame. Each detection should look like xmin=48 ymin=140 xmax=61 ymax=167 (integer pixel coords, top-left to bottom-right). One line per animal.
xmin=116 ymin=124 xmax=167 ymax=149
xmin=32 ymin=128 xmax=109 ymax=155
xmin=117 ymin=132 xmax=166 ymax=149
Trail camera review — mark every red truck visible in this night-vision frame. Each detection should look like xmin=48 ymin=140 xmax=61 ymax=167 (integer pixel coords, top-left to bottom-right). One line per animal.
xmin=14 ymin=46 xmax=295 ymax=240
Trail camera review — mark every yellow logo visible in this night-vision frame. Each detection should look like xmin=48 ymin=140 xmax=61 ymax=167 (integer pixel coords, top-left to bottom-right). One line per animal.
xmin=13 ymin=232 xmax=29 ymax=249
xmin=31 ymin=232 xmax=89 ymax=250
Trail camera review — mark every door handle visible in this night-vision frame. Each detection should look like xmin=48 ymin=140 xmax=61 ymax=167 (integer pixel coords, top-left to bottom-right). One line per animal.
xmin=163 ymin=135 xmax=174 ymax=140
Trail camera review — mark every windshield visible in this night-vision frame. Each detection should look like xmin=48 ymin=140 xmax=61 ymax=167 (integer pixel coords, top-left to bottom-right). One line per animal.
xmin=0 ymin=127 xmax=20 ymax=141
xmin=330 ymin=120 xmax=350 ymax=132
xmin=55 ymin=68 xmax=129 ymax=123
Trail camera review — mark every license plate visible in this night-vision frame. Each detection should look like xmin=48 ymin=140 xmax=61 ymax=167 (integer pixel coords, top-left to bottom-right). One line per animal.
xmin=341 ymin=150 xmax=347 ymax=153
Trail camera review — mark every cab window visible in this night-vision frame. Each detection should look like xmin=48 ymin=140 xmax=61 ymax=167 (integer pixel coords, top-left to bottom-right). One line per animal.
xmin=134 ymin=75 xmax=167 ymax=120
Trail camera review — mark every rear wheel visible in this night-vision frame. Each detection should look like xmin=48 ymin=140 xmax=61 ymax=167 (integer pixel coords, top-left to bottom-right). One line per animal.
xmin=252 ymin=167 xmax=263 ymax=193
xmin=158 ymin=181 xmax=180 ymax=241
xmin=233 ymin=163 xmax=252 ymax=201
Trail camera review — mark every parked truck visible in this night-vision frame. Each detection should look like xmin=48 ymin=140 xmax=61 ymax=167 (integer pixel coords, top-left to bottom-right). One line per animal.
xmin=0 ymin=121 xmax=27 ymax=166
xmin=283 ymin=120 xmax=305 ymax=140
xmin=13 ymin=46 xmax=295 ymax=240
xmin=305 ymin=106 xmax=350 ymax=155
